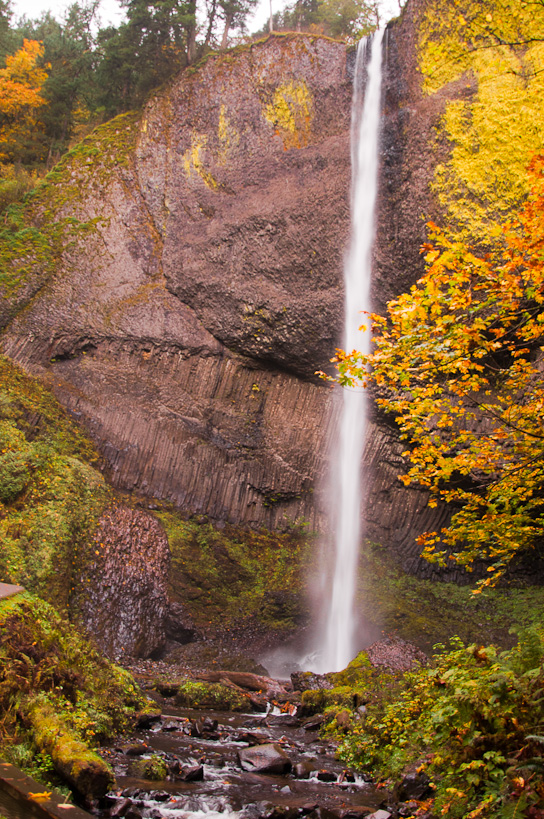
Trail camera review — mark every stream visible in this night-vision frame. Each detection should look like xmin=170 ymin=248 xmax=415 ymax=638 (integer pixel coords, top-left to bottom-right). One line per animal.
xmin=94 ymin=695 xmax=386 ymax=819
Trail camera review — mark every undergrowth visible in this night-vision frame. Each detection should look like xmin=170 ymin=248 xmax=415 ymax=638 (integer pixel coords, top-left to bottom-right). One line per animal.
xmin=335 ymin=632 xmax=544 ymax=818
xmin=0 ymin=593 xmax=149 ymax=788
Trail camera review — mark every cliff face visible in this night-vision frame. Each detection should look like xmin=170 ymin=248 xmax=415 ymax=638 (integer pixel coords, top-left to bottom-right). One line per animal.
xmin=1 ymin=36 xmax=351 ymax=533
xmin=0 ymin=18 xmax=478 ymax=572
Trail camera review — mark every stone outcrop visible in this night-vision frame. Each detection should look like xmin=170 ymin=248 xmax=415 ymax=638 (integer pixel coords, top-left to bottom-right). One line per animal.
xmin=74 ymin=505 xmax=170 ymax=659
xmin=0 ymin=19 xmax=461 ymax=572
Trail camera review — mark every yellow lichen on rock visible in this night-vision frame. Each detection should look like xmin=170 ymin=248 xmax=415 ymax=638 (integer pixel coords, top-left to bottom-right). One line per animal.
xmin=418 ymin=0 xmax=544 ymax=244
xmin=263 ymin=80 xmax=313 ymax=150
xmin=217 ymin=103 xmax=239 ymax=164
xmin=183 ymin=133 xmax=219 ymax=189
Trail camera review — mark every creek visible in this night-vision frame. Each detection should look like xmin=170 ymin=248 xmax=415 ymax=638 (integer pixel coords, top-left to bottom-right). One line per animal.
xmin=93 ymin=693 xmax=384 ymax=819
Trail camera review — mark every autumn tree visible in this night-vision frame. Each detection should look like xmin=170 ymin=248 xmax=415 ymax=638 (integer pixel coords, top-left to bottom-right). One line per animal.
xmin=20 ymin=3 xmax=100 ymax=160
xmin=331 ymin=157 xmax=544 ymax=587
xmin=0 ymin=38 xmax=48 ymax=164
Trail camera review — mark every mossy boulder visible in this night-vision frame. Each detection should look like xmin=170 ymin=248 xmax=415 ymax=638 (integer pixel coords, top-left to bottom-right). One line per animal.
xmin=174 ymin=680 xmax=249 ymax=712
xmin=128 ymin=755 xmax=168 ymax=781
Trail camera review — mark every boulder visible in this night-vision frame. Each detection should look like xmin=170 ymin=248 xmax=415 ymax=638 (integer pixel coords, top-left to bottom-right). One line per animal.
xmin=74 ymin=505 xmax=170 ymax=660
xmin=238 ymin=743 xmax=292 ymax=775
xmin=165 ymin=602 xmax=201 ymax=644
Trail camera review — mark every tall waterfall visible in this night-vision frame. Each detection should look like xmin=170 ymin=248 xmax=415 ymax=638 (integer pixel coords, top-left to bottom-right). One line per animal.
xmin=320 ymin=28 xmax=385 ymax=673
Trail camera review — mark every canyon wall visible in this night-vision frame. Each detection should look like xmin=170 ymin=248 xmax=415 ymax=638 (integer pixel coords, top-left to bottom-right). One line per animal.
xmin=0 ymin=10 xmax=480 ymax=574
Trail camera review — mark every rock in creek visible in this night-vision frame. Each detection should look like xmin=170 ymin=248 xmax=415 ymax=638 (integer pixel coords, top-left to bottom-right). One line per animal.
xmin=291 ymin=672 xmax=334 ymax=692
xmin=294 ymin=758 xmax=319 ymax=778
xmin=394 ymin=771 xmax=433 ymax=801
xmin=238 ymin=743 xmax=292 ymax=774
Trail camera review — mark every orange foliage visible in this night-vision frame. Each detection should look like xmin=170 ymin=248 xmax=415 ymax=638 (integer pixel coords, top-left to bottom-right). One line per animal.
xmin=332 ymin=156 xmax=544 ymax=587
xmin=0 ymin=39 xmax=49 ymax=164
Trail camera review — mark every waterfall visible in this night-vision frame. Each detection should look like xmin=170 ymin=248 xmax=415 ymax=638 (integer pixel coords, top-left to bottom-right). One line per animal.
xmin=319 ymin=28 xmax=385 ymax=673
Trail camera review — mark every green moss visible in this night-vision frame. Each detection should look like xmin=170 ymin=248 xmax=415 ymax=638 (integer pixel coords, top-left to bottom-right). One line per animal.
xmin=129 ymin=755 xmax=168 ymax=781
xmin=156 ymin=512 xmax=313 ymax=631
xmin=0 ymin=593 xmax=149 ymax=794
xmin=0 ymin=356 xmax=109 ymax=607
xmin=300 ymin=651 xmax=393 ymax=718
xmin=174 ymin=680 xmax=248 ymax=711
xmin=0 ymin=112 xmax=140 ymax=319
xmin=29 ymin=112 xmax=140 ymax=214
xmin=418 ymin=0 xmax=544 ymax=244
xmin=28 ymin=698 xmax=115 ymax=800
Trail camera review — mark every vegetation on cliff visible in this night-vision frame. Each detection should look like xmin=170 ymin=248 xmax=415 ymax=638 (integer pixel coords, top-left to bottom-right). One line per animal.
xmin=160 ymin=512 xmax=313 ymax=632
xmin=0 ymin=592 xmax=150 ymax=799
xmin=418 ymin=0 xmax=544 ymax=243
xmin=0 ymin=355 xmax=109 ymax=608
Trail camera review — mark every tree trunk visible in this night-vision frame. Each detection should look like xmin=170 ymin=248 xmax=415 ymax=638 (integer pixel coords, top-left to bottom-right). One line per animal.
xmin=220 ymin=11 xmax=234 ymax=49
xmin=186 ymin=0 xmax=198 ymax=64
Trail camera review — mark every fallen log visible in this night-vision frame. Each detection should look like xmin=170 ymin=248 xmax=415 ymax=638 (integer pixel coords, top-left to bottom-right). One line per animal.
xmin=26 ymin=699 xmax=114 ymax=801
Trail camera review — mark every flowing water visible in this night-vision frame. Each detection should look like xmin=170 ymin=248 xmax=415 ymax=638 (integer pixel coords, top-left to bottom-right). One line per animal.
xmin=318 ymin=28 xmax=385 ymax=673
xmin=92 ymin=697 xmax=382 ymax=819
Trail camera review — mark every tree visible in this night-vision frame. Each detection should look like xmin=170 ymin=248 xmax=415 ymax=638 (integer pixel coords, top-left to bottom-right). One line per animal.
xmin=218 ymin=0 xmax=258 ymax=49
xmin=0 ymin=38 xmax=49 ymax=164
xmin=268 ymin=0 xmax=379 ymax=39
xmin=0 ymin=0 xmax=18 ymax=63
xmin=329 ymin=156 xmax=544 ymax=588
xmin=20 ymin=3 xmax=100 ymax=161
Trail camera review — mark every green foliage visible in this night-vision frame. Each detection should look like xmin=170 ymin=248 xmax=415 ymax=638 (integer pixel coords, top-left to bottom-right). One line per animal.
xmin=356 ymin=542 xmax=544 ymax=653
xmin=0 ymin=356 xmax=109 ymax=606
xmin=0 ymin=593 xmax=148 ymax=784
xmin=0 ymin=163 xmax=39 ymax=213
xmin=269 ymin=0 xmax=379 ymax=40
xmin=339 ymin=631 xmax=544 ymax=818
xmin=158 ymin=512 xmax=313 ymax=630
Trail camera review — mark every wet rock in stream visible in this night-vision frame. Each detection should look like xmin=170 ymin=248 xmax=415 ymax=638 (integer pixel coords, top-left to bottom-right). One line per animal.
xmin=95 ymin=696 xmax=382 ymax=819
xmin=238 ymin=744 xmax=292 ymax=775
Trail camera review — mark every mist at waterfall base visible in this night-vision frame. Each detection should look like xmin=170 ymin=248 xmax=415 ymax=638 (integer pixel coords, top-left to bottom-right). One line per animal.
xmin=264 ymin=29 xmax=385 ymax=679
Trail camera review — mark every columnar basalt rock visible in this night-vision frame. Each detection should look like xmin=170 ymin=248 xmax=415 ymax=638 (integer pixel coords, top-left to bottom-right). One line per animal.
xmin=74 ymin=505 xmax=170 ymax=659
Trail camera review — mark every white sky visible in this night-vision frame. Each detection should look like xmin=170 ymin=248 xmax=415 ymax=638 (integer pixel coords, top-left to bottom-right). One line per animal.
xmin=11 ymin=0 xmax=401 ymax=35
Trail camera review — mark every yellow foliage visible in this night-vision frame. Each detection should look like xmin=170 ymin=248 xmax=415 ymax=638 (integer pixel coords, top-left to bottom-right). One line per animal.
xmin=418 ymin=0 xmax=544 ymax=244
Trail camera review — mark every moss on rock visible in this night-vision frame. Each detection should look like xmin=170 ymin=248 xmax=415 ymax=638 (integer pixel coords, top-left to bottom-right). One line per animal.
xmin=0 ymin=356 xmax=109 ymax=608
xmin=157 ymin=512 xmax=313 ymax=632
xmin=27 ymin=699 xmax=115 ymax=800
xmin=0 ymin=593 xmax=150 ymax=795
xmin=174 ymin=680 xmax=249 ymax=711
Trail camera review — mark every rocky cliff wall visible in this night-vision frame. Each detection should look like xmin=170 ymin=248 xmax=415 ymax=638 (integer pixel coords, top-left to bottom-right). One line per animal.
xmin=0 ymin=21 xmax=465 ymax=573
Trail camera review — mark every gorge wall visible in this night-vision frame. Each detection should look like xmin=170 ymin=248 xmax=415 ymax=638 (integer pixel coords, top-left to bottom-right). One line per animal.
xmin=2 ymin=0 xmax=526 ymax=575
